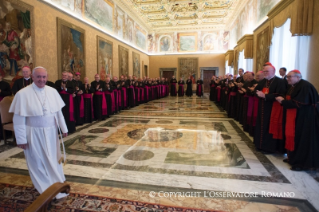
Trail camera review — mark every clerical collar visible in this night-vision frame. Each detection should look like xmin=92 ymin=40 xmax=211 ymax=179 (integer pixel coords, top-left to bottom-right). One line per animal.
xmin=24 ymin=77 xmax=30 ymax=80
xmin=32 ymin=82 xmax=44 ymax=91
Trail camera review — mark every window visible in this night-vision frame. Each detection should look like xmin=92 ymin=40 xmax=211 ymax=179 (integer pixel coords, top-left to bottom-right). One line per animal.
xmin=238 ymin=50 xmax=253 ymax=73
xmin=269 ymin=18 xmax=310 ymax=79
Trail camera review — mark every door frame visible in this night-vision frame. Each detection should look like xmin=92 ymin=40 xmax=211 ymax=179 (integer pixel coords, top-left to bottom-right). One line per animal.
xmin=200 ymin=67 xmax=219 ymax=79
xmin=159 ymin=68 xmax=177 ymax=78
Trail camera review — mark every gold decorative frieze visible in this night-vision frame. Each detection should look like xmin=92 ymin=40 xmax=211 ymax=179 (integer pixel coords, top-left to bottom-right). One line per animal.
xmin=174 ymin=13 xmax=198 ymax=20
xmin=148 ymin=15 xmax=170 ymax=22
xmin=133 ymin=0 xmax=162 ymax=4
xmin=176 ymin=20 xmax=198 ymax=25
xmin=140 ymin=5 xmax=166 ymax=14
xmin=171 ymin=3 xmax=198 ymax=12
xmin=203 ymin=1 xmax=233 ymax=10
xmin=202 ymin=11 xmax=227 ymax=19
xmin=152 ymin=22 xmax=173 ymax=27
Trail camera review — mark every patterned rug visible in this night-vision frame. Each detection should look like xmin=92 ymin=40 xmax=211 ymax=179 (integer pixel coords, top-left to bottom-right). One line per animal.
xmin=0 ymin=183 xmax=222 ymax=212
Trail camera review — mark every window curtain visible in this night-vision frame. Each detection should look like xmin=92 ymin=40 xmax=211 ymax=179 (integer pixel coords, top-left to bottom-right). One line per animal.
xmin=269 ymin=18 xmax=310 ymax=78
xmin=225 ymin=60 xmax=234 ymax=75
xmin=238 ymin=50 xmax=253 ymax=73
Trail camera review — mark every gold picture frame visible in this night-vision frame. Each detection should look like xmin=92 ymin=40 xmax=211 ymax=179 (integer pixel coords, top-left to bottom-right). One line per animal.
xmin=118 ymin=45 xmax=129 ymax=76
xmin=97 ymin=36 xmax=113 ymax=80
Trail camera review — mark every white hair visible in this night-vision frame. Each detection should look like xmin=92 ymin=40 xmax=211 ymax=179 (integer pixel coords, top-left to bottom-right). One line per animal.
xmin=32 ymin=66 xmax=47 ymax=75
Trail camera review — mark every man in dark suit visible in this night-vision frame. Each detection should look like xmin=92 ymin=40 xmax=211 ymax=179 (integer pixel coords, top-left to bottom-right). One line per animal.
xmin=12 ymin=66 xmax=32 ymax=94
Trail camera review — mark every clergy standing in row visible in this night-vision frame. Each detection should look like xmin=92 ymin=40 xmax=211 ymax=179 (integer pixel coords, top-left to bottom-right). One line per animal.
xmin=92 ymin=74 xmax=107 ymax=120
xmin=196 ymin=78 xmax=203 ymax=97
xmin=10 ymin=66 xmax=69 ymax=200
xmin=178 ymin=78 xmax=185 ymax=96
xmin=170 ymin=76 xmax=177 ymax=96
xmin=12 ymin=66 xmax=32 ymax=94
xmin=186 ymin=76 xmax=193 ymax=97
xmin=55 ymin=71 xmax=76 ymax=133
xmin=73 ymin=72 xmax=84 ymax=126
xmin=254 ymin=62 xmax=286 ymax=154
xmin=276 ymin=70 xmax=319 ymax=171
xmin=81 ymin=77 xmax=94 ymax=123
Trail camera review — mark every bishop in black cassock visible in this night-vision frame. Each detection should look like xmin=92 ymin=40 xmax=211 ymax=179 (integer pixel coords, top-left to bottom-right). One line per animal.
xmin=12 ymin=66 xmax=32 ymax=94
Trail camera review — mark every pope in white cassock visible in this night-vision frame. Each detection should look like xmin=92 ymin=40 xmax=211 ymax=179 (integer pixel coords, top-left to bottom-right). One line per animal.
xmin=9 ymin=66 xmax=69 ymax=199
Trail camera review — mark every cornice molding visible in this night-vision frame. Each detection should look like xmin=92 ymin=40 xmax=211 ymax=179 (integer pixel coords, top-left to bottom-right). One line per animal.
xmin=237 ymin=34 xmax=253 ymax=46
xmin=267 ymin=0 xmax=294 ymax=20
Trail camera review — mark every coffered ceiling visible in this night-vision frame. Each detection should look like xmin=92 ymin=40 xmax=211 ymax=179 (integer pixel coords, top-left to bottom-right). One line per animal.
xmin=117 ymin=0 xmax=243 ymax=33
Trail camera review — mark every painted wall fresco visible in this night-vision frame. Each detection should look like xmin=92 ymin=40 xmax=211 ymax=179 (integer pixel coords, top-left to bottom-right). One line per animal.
xmin=57 ymin=18 xmax=85 ymax=79
xmin=46 ymin=0 xmax=148 ymax=51
xmin=0 ymin=0 xmax=34 ymax=82
xmin=118 ymin=45 xmax=128 ymax=76
xmin=132 ymin=51 xmax=140 ymax=77
xmin=228 ymin=0 xmax=280 ymax=48
xmin=97 ymin=36 xmax=113 ymax=80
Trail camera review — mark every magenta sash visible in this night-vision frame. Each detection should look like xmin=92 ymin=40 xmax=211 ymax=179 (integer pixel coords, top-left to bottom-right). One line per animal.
xmin=141 ymin=88 xmax=144 ymax=101
xmin=179 ymin=84 xmax=184 ymax=96
xmin=228 ymin=91 xmax=236 ymax=102
xmin=129 ymin=85 xmax=135 ymax=100
xmin=105 ymin=91 xmax=115 ymax=112
xmin=121 ymin=87 xmax=127 ymax=107
xmin=83 ymin=93 xmax=94 ymax=119
xmin=94 ymin=91 xmax=107 ymax=115
xmin=247 ymin=96 xmax=254 ymax=125
xmin=79 ymin=94 xmax=84 ymax=118
xmin=0 ymin=96 xmax=4 ymax=102
xmin=216 ymin=87 xmax=221 ymax=101
xmin=198 ymin=84 xmax=202 ymax=94
xmin=145 ymin=86 xmax=150 ymax=100
xmin=211 ymin=84 xmax=216 ymax=87
xmin=60 ymin=90 xmax=74 ymax=121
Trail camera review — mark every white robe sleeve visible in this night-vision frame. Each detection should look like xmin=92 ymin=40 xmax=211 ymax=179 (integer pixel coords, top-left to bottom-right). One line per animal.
xmin=57 ymin=111 xmax=68 ymax=133
xmin=13 ymin=114 xmax=27 ymax=145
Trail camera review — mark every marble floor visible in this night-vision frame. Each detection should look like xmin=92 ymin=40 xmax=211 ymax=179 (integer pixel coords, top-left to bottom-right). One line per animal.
xmin=0 ymin=95 xmax=319 ymax=212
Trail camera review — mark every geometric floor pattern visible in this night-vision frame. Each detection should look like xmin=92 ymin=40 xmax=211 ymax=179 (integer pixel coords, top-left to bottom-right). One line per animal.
xmin=0 ymin=95 xmax=318 ymax=212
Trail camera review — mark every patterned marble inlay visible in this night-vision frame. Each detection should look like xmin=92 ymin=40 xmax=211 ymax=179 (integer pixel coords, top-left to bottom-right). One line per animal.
xmin=88 ymin=128 xmax=110 ymax=133
xmin=64 ymin=135 xmax=116 ymax=157
xmin=165 ymin=143 xmax=248 ymax=168
xmin=127 ymin=128 xmax=183 ymax=142
xmin=180 ymin=121 xmax=228 ymax=132
xmin=99 ymin=118 xmax=150 ymax=127
xmin=123 ymin=150 xmax=155 ymax=161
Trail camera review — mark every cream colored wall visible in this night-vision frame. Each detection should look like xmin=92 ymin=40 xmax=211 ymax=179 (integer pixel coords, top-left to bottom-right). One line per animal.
xmin=253 ymin=21 xmax=270 ymax=73
xmin=307 ymin=0 xmax=319 ymax=91
xmin=22 ymin=0 xmax=149 ymax=82
xmin=149 ymin=54 xmax=225 ymax=78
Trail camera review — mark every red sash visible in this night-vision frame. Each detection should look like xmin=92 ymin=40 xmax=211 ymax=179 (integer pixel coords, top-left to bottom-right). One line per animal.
xmin=284 ymin=95 xmax=296 ymax=151
xmin=269 ymin=101 xmax=283 ymax=139
xmin=60 ymin=90 xmax=74 ymax=122
xmin=94 ymin=91 xmax=107 ymax=115
xmin=83 ymin=93 xmax=94 ymax=119
xmin=211 ymin=84 xmax=216 ymax=87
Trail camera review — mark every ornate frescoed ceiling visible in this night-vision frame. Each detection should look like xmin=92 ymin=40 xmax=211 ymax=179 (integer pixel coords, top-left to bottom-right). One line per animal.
xmin=116 ymin=0 xmax=246 ymax=33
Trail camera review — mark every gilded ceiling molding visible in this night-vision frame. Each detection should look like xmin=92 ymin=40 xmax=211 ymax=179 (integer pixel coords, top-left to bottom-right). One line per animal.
xmin=237 ymin=34 xmax=254 ymax=59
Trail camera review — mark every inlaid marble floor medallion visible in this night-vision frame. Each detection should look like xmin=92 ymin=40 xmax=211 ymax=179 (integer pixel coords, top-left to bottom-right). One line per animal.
xmin=0 ymin=95 xmax=318 ymax=212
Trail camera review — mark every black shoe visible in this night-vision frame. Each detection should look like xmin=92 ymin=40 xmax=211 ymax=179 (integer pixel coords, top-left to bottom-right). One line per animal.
xmin=290 ymin=166 xmax=303 ymax=171
xmin=283 ymin=158 xmax=289 ymax=163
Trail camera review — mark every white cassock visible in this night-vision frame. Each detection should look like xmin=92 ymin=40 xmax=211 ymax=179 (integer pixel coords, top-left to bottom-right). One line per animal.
xmin=9 ymin=83 xmax=68 ymax=199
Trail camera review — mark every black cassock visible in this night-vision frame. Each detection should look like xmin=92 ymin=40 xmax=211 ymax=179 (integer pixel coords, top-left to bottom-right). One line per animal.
xmin=281 ymin=79 xmax=319 ymax=169
xmin=235 ymin=76 xmax=245 ymax=121
xmin=126 ymin=79 xmax=135 ymax=107
xmin=170 ymin=79 xmax=177 ymax=96
xmin=91 ymin=80 xmax=108 ymax=120
xmin=12 ymin=78 xmax=32 ymax=94
xmin=80 ymin=83 xmax=94 ymax=123
xmin=242 ymin=79 xmax=257 ymax=131
xmin=186 ymin=79 xmax=193 ymax=97
xmin=73 ymin=80 xmax=83 ymax=126
xmin=105 ymin=81 xmax=114 ymax=115
xmin=220 ymin=79 xmax=227 ymax=109
xmin=209 ymin=80 xmax=216 ymax=101
xmin=55 ymin=80 xmax=76 ymax=133
xmin=226 ymin=80 xmax=237 ymax=118
xmin=254 ymin=76 xmax=286 ymax=153
xmin=178 ymin=80 xmax=185 ymax=96
xmin=196 ymin=80 xmax=203 ymax=97
xmin=0 ymin=81 xmax=12 ymax=139
xmin=46 ymin=81 xmax=55 ymax=88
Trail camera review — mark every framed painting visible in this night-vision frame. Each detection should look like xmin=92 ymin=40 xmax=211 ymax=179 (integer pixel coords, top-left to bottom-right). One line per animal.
xmin=57 ymin=18 xmax=85 ymax=79
xmin=0 ymin=0 xmax=35 ymax=82
xmin=178 ymin=33 xmax=197 ymax=52
xmin=132 ymin=52 xmax=140 ymax=77
xmin=256 ymin=27 xmax=269 ymax=72
xmin=97 ymin=36 xmax=113 ymax=81
xmin=118 ymin=45 xmax=128 ymax=76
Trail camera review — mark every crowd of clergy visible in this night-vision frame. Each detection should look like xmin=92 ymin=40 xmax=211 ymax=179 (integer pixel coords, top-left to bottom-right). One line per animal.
xmin=0 ymin=66 xmax=205 ymax=135
xmin=1 ymin=63 xmax=318 ymax=172
xmin=209 ymin=62 xmax=319 ymax=171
